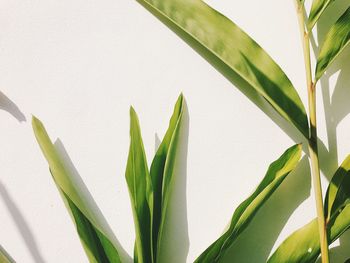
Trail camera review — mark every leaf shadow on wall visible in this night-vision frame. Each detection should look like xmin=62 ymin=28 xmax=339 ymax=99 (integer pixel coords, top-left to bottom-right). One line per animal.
xmin=156 ymin=99 xmax=190 ymax=263
xmin=312 ymin=0 xmax=350 ymax=261
xmin=0 ymin=91 xmax=26 ymax=122
xmin=218 ymin=156 xmax=311 ymax=263
xmin=0 ymin=182 xmax=45 ymax=263
xmin=0 ymin=91 xmax=40 ymax=262
xmin=54 ymin=140 xmax=132 ymax=263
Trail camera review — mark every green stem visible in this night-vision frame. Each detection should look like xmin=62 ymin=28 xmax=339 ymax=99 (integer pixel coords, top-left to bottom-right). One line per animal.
xmin=294 ymin=2 xmax=330 ymax=262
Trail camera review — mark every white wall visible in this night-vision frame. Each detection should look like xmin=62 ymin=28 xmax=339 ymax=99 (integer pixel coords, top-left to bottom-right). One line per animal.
xmin=1 ymin=0 xmax=350 ymax=262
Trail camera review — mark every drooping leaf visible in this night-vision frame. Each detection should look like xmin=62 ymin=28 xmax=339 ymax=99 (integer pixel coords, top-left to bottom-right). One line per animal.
xmin=0 ymin=245 xmax=14 ymax=263
xmin=32 ymin=117 xmax=121 ymax=263
xmin=150 ymin=94 xmax=184 ymax=261
xmin=315 ymin=6 xmax=350 ymax=81
xmin=308 ymin=0 xmax=336 ymax=30
xmin=195 ymin=144 xmax=302 ymax=263
xmin=126 ymin=108 xmax=154 ymax=263
xmin=268 ymin=155 xmax=350 ymax=263
xmin=137 ymin=0 xmax=309 ymax=138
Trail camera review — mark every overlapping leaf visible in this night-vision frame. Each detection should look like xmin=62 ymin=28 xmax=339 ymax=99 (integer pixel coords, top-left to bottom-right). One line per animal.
xmin=137 ymin=0 xmax=309 ymax=138
xmin=195 ymin=144 xmax=302 ymax=263
xmin=127 ymin=94 xmax=184 ymax=263
xmin=149 ymin=94 xmax=183 ymax=261
xmin=315 ymin=6 xmax=350 ymax=81
xmin=308 ymin=0 xmax=336 ymax=30
xmin=268 ymin=155 xmax=350 ymax=263
xmin=126 ymin=108 xmax=154 ymax=263
xmin=32 ymin=117 xmax=121 ymax=263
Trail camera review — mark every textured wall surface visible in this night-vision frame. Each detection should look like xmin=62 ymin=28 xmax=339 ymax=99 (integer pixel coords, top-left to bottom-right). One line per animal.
xmin=1 ymin=0 xmax=350 ymax=262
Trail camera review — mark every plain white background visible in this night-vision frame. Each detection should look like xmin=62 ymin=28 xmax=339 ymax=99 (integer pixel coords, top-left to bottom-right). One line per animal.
xmin=1 ymin=0 xmax=350 ymax=262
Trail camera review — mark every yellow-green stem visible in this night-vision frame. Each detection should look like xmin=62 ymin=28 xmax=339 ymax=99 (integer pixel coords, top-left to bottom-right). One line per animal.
xmin=294 ymin=1 xmax=330 ymax=262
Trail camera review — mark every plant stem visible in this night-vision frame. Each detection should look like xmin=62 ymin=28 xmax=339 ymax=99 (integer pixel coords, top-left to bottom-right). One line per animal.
xmin=294 ymin=2 xmax=330 ymax=262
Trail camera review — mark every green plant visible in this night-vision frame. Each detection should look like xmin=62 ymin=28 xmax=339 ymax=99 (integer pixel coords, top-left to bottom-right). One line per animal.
xmin=134 ymin=0 xmax=350 ymax=262
xmin=32 ymin=94 xmax=302 ymax=263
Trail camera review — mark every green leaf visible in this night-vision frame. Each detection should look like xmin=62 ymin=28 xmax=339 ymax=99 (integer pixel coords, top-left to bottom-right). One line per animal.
xmin=195 ymin=144 xmax=302 ymax=263
xmin=267 ymin=155 xmax=350 ymax=263
xmin=32 ymin=117 xmax=121 ymax=263
xmin=136 ymin=0 xmax=309 ymax=138
xmin=315 ymin=6 xmax=350 ymax=81
xmin=150 ymin=94 xmax=184 ymax=261
xmin=308 ymin=0 xmax=336 ymax=30
xmin=126 ymin=108 xmax=154 ymax=263
xmin=0 ymin=245 xmax=14 ymax=263
xmin=324 ymin=155 xmax=350 ymax=221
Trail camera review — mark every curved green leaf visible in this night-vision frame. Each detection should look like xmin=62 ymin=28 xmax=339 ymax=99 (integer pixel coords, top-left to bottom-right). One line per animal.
xmin=126 ymin=108 xmax=154 ymax=263
xmin=32 ymin=117 xmax=121 ymax=263
xmin=195 ymin=144 xmax=302 ymax=263
xmin=315 ymin=6 xmax=350 ymax=81
xmin=268 ymin=155 xmax=350 ymax=263
xmin=150 ymin=94 xmax=184 ymax=262
xmin=308 ymin=0 xmax=336 ymax=30
xmin=137 ymin=0 xmax=309 ymax=138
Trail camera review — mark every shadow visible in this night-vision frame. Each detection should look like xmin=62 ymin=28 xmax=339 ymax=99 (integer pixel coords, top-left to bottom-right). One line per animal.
xmin=0 ymin=244 xmax=16 ymax=263
xmin=53 ymin=140 xmax=132 ymax=263
xmin=219 ymin=156 xmax=311 ymax=263
xmin=0 ymin=91 xmax=26 ymax=122
xmin=0 ymin=181 xmax=45 ymax=263
xmin=312 ymin=0 xmax=350 ymax=260
xmin=157 ymin=99 xmax=190 ymax=263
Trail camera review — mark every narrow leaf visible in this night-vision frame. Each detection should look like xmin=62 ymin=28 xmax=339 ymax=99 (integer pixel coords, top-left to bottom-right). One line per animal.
xmin=126 ymin=108 xmax=154 ymax=263
xmin=268 ymin=155 xmax=350 ymax=263
xmin=150 ymin=94 xmax=184 ymax=261
xmin=315 ymin=6 xmax=350 ymax=81
xmin=137 ymin=0 xmax=309 ymax=138
xmin=308 ymin=0 xmax=336 ymax=30
xmin=32 ymin=117 xmax=121 ymax=263
xmin=195 ymin=144 xmax=302 ymax=262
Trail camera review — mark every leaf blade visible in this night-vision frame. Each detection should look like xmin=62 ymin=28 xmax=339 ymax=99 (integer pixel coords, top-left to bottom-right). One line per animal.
xmin=137 ymin=0 xmax=309 ymax=138
xmin=315 ymin=6 xmax=350 ymax=81
xmin=149 ymin=94 xmax=184 ymax=261
xmin=0 ymin=245 xmax=15 ymax=263
xmin=32 ymin=117 xmax=121 ymax=263
xmin=308 ymin=0 xmax=336 ymax=30
xmin=126 ymin=107 xmax=154 ymax=263
xmin=195 ymin=144 xmax=302 ymax=262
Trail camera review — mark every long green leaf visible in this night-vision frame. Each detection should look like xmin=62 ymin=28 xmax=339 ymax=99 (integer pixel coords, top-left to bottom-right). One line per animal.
xmin=315 ymin=6 xmax=350 ymax=81
xmin=268 ymin=155 xmax=350 ymax=263
xmin=195 ymin=144 xmax=302 ymax=263
xmin=126 ymin=108 xmax=154 ymax=263
xmin=308 ymin=0 xmax=336 ymax=30
xmin=149 ymin=94 xmax=184 ymax=262
xmin=32 ymin=117 xmax=121 ymax=263
xmin=136 ymin=0 xmax=309 ymax=138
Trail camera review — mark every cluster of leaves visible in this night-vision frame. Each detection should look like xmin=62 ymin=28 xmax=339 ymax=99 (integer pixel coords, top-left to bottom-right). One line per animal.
xmin=30 ymin=95 xmax=302 ymax=263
